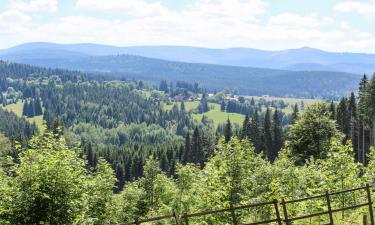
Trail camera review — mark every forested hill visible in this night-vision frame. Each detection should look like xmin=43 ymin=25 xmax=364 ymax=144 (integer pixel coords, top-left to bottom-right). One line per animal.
xmin=0 ymin=54 xmax=361 ymax=98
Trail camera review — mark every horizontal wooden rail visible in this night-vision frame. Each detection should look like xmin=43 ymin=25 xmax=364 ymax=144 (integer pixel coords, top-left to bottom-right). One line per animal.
xmin=122 ymin=185 xmax=375 ymax=225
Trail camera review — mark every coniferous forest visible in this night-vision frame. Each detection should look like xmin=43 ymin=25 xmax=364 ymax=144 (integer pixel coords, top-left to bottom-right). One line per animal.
xmin=0 ymin=59 xmax=374 ymax=224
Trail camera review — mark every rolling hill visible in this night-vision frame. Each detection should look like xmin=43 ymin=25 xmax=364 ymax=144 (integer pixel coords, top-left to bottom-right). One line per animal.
xmin=1 ymin=42 xmax=375 ymax=74
xmin=0 ymin=53 xmax=361 ymax=99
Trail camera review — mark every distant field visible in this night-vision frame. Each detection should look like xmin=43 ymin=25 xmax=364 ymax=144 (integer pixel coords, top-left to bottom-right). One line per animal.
xmin=2 ymin=100 xmax=44 ymax=131
xmin=246 ymin=95 xmax=320 ymax=105
xmin=165 ymin=101 xmax=245 ymax=127
xmin=164 ymin=96 xmax=321 ymax=127
xmin=192 ymin=103 xmax=245 ymax=127
xmin=246 ymin=96 xmax=321 ymax=114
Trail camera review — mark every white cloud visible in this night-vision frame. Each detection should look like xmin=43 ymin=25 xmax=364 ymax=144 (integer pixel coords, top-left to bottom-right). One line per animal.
xmin=0 ymin=0 xmax=375 ymax=53
xmin=334 ymin=1 xmax=375 ymax=15
xmin=10 ymin=0 xmax=58 ymax=13
xmin=268 ymin=13 xmax=334 ymax=29
xmin=75 ymin=0 xmax=170 ymax=17
xmin=10 ymin=0 xmax=58 ymax=12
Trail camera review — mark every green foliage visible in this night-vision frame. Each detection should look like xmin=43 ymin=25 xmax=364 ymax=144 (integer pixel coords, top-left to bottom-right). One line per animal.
xmin=0 ymin=131 xmax=117 ymax=225
xmin=287 ymin=103 xmax=340 ymax=164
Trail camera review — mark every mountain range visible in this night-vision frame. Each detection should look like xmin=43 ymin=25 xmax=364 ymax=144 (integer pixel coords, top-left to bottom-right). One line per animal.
xmin=0 ymin=42 xmax=369 ymax=98
xmin=1 ymin=42 xmax=375 ymax=74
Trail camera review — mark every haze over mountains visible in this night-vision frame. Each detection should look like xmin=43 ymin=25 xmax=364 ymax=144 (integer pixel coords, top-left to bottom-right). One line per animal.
xmin=0 ymin=42 xmax=369 ymax=98
xmin=1 ymin=42 xmax=375 ymax=74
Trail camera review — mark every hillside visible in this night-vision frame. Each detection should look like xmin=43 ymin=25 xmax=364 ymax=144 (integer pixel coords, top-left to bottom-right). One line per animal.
xmin=1 ymin=42 xmax=375 ymax=74
xmin=0 ymin=54 xmax=361 ymax=99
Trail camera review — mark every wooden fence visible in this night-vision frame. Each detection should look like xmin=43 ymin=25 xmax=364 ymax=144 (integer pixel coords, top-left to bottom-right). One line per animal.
xmin=122 ymin=184 xmax=375 ymax=225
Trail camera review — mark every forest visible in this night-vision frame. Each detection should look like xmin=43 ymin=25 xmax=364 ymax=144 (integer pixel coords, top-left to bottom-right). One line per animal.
xmin=0 ymin=60 xmax=375 ymax=224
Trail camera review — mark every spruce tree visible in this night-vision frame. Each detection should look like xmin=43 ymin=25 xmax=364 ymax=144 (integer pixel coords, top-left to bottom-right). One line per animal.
xmin=329 ymin=101 xmax=336 ymax=120
xmin=34 ymin=98 xmax=43 ymax=115
xmin=249 ymin=108 xmax=262 ymax=152
xmin=291 ymin=103 xmax=299 ymax=124
xmin=224 ymin=118 xmax=232 ymax=143
xmin=191 ymin=127 xmax=204 ymax=167
xmin=337 ymin=97 xmax=350 ymax=140
xmin=241 ymin=115 xmax=250 ymax=139
xmin=182 ymin=133 xmax=191 ymax=164
xmin=22 ymin=100 xmax=28 ymax=117
xmin=220 ymin=100 xmax=226 ymax=112
xmin=271 ymin=108 xmax=283 ymax=161
xmin=263 ymin=107 xmax=273 ymax=160
xmin=348 ymin=92 xmax=358 ymax=159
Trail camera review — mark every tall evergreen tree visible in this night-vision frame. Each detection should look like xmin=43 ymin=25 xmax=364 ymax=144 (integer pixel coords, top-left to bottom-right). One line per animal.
xmin=358 ymin=74 xmax=369 ymax=164
xmin=191 ymin=127 xmax=204 ymax=167
xmin=220 ymin=100 xmax=226 ymax=112
xmin=291 ymin=103 xmax=299 ymax=124
xmin=241 ymin=115 xmax=250 ymax=139
xmin=263 ymin=107 xmax=273 ymax=160
xmin=249 ymin=108 xmax=262 ymax=152
xmin=348 ymin=92 xmax=358 ymax=160
xmin=22 ymin=100 xmax=28 ymax=117
xmin=329 ymin=101 xmax=336 ymax=120
xmin=182 ymin=133 xmax=191 ymax=164
xmin=198 ymin=93 xmax=209 ymax=113
xmin=224 ymin=118 xmax=233 ymax=143
xmin=337 ymin=97 xmax=350 ymax=140
xmin=271 ymin=108 xmax=283 ymax=161
xmin=34 ymin=98 xmax=43 ymax=115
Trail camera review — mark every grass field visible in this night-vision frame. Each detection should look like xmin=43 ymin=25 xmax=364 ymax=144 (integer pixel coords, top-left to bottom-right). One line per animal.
xmin=165 ymin=101 xmax=245 ymax=127
xmin=2 ymin=100 xmax=44 ymax=131
xmin=164 ymin=96 xmax=321 ymax=127
xmin=192 ymin=103 xmax=245 ymax=127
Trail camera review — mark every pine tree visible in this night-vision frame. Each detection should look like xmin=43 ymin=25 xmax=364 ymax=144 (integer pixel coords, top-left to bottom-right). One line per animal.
xmin=159 ymin=80 xmax=169 ymax=93
xmin=191 ymin=127 xmax=204 ymax=167
xmin=291 ymin=103 xmax=299 ymax=124
xmin=224 ymin=118 xmax=232 ymax=143
xmin=28 ymin=99 xmax=35 ymax=117
xmin=249 ymin=108 xmax=262 ymax=152
xmin=34 ymin=98 xmax=43 ymax=115
xmin=22 ymin=100 xmax=28 ymax=117
xmin=263 ymin=107 xmax=273 ymax=160
xmin=221 ymin=100 xmax=226 ymax=112
xmin=329 ymin=101 xmax=336 ymax=120
xmin=241 ymin=115 xmax=250 ymax=139
xmin=337 ymin=97 xmax=350 ymax=140
xmin=182 ymin=133 xmax=191 ymax=164
xmin=159 ymin=151 xmax=169 ymax=172
xmin=271 ymin=108 xmax=283 ymax=161
xmin=358 ymin=74 xmax=369 ymax=164
xmin=348 ymin=92 xmax=358 ymax=160
xmin=198 ymin=93 xmax=209 ymax=113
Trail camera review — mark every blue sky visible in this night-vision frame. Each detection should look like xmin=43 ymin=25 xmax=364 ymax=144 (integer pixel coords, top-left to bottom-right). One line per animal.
xmin=1 ymin=0 xmax=375 ymax=52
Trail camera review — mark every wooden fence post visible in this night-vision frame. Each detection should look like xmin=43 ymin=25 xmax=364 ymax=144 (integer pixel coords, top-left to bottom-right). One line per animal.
xmin=173 ymin=211 xmax=180 ymax=225
xmin=366 ymin=184 xmax=374 ymax=225
xmin=364 ymin=215 xmax=368 ymax=225
xmin=273 ymin=199 xmax=282 ymax=225
xmin=326 ymin=190 xmax=334 ymax=225
xmin=281 ymin=199 xmax=291 ymax=225
xmin=183 ymin=213 xmax=189 ymax=225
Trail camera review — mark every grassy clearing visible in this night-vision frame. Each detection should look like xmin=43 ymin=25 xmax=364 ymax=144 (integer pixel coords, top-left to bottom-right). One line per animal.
xmin=165 ymin=101 xmax=245 ymax=127
xmin=192 ymin=103 xmax=245 ymax=127
xmin=2 ymin=100 xmax=45 ymax=131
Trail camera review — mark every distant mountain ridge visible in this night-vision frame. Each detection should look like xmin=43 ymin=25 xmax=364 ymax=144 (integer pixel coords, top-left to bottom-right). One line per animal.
xmin=0 ymin=52 xmax=361 ymax=98
xmin=1 ymin=42 xmax=375 ymax=74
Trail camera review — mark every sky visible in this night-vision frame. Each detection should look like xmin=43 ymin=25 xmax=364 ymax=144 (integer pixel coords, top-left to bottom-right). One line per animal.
xmin=1 ymin=0 xmax=375 ymax=52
